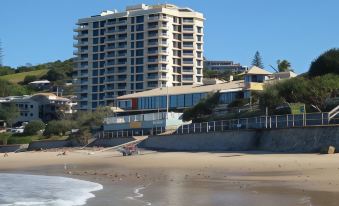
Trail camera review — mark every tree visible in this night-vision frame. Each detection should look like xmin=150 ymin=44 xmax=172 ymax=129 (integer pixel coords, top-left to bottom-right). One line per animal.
xmin=44 ymin=120 xmax=75 ymax=136
xmin=251 ymin=51 xmax=264 ymax=68
xmin=0 ymin=79 xmax=30 ymax=97
xmin=23 ymin=75 xmax=38 ymax=85
xmin=0 ymin=103 xmax=19 ymax=126
xmin=24 ymin=120 xmax=45 ymax=135
xmin=182 ymin=92 xmax=220 ymax=122
xmin=309 ymin=48 xmax=339 ymax=77
xmin=277 ymin=59 xmax=292 ymax=72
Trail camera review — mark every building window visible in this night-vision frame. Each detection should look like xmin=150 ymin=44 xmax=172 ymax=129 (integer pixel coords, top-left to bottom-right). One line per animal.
xmin=136 ymin=66 xmax=143 ymax=73
xmin=136 ymin=24 xmax=144 ymax=31
xmin=93 ymin=22 xmax=99 ymax=28
xmin=136 ymin=49 xmax=143 ymax=56
xmin=136 ymin=83 xmax=143 ymax=89
xmin=93 ymin=30 xmax=99 ymax=36
xmin=136 ymin=41 xmax=143 ymax=48
xmin=136 ymin=58 xmax=143 ymax=65
xmin=136 ymin=16 xmax=144 ymax=23
xmin=136 ymin=33 xmax=144 ymax=40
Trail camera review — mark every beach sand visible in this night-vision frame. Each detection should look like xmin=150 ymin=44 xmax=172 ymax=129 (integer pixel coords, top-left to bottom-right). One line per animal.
xmin=1 ymin=149 xmax=339 ymax=205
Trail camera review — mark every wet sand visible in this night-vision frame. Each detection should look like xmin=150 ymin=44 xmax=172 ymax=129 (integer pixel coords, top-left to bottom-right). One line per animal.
xmin=1 ymin=149 xmax=339 ymax=205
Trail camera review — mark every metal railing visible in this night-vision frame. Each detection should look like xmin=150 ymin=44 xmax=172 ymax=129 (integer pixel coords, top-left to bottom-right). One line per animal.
xmin=174 ymin=112 xmax=339 ymax=135
xmin=97 ymin=112 xmax=339 ymax=139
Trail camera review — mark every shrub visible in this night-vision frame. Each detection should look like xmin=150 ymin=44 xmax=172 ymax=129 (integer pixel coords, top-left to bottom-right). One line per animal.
xmin=23 ymin=75 xmax=38 ymax=85
xmin=24 ymin=120 xmax=45 ymax=135
xmin=309 ymin=48 xmax=339 ymax=77
xmin=44 ymin=120 xmax=75 ymax=136
xmin=182 ymin=92 xmax=220 ymax=121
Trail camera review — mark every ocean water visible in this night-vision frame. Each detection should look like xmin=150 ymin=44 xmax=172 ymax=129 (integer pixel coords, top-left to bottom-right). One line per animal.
xmin=0 ymin=173 xmax=103 ymax=206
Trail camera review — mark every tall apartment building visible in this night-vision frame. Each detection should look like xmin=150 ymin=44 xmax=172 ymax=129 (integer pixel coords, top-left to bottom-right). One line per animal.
xmin=73 ymin=4 xmax=204 ymax=110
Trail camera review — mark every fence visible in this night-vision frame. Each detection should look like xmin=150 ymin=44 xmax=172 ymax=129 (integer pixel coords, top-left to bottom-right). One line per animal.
xmin=97 ymin=112 xmax=339 ymax=138
xmin=175 ymin=112 xmax=339 ymax=135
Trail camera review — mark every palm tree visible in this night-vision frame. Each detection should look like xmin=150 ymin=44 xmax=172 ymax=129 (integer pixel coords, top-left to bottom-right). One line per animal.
xmin=277 ymin=59 xmax=292 ymax=72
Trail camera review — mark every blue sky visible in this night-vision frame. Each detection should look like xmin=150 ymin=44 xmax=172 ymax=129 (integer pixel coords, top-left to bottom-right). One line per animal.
xmin=1 ymin=0 xmax=339 ymax=74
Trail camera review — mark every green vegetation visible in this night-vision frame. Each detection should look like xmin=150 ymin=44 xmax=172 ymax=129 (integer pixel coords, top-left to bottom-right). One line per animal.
xmin=183 ymin=92 xmax=220 ymax=122
xmin=0 ymin=69 xmax=48 ymax=84
xmin=22 ymin=75 xmax=38 ymax=85
xmin=0 ymin=103 xmax=19 ymax=126
xmin=277 ymin=59 xmax=292 ymax=72
xmin=24 ymin=120 xmax=45 ymax=135
xmin=251 ymin=51 xmax=264 ymax=68
xmin=0 ymin=79 xmax=33 ymax=97
xmin=309 ymin=48 xmax=339 ymax=77
xmin=0 ymin=133 xmax=42 ymax=145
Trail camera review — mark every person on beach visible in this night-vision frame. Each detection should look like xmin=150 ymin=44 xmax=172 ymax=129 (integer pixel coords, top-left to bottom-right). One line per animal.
xmin=3 ymin=153 xmax=8 ymax=157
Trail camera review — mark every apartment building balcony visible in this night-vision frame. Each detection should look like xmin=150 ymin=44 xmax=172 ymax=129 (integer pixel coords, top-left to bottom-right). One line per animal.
xmin=106 ymin=53 xmax=115 ymax=59
xmin=159 ymin=33 xmax=169 ymax=38
xmin=182 ymin=52 xmax=194 ymax=57
xmin=158 ymin=50 xmax=169 ymax=55
xmin=106 ymin=46 xmax=116 ymax=51
xmin=147 ymin=33 xmax=158 ymax=38
xmin=159 ymin=42 xmax=168 ymax=46
xmin=147 ymin=58 xmax=158 ymax=63
xmin=74 ymin=25 xmax=89 ymax=32
xmin=147 ymin=50 xmax=158 ymax=55
xmin=106 ymin=37 xmax=116 ymax=42
xmin=147 ymin=66 xmax=159 ymax=71
xmin=74 ymin=50 xmax=89 ymax=55
xmin=148 ymin=24 xmax=158 ymax=29
xmin=116 ymin=53 xmax=127 ymax=57
xmin=147 ymin=41 xmax=158 ymax=46
xmin=73 ymin=42 xmax=88 ymax=47
xmin=182 ymin=61 xmax=194 ymax=65
xmin=117 ymin=37 xmax=127 ymax=41
xmin=106 ymin=30 xmax=116 ymax=34
xmin=116 ymin=45 xmax=127 ymax=49
xmin=116 ymin=20 xmax=127 ymax=24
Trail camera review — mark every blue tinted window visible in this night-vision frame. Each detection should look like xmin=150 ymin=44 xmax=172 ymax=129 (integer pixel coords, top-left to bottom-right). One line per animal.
xmin=136 ymin=41 xmax=143 ymax=48
xmin=93 ymin=38 xmax=99 ymax=44
xmin=92 ymin=94 xmax=98 ymax=100
xmin=93 ymin=22 xmax=99 ymax=28
xmin=93 ymin=54 xmax=98 ymax=60
xmin=136 ymin=16 xmax=144 ymax=23
xmin=136 ymin=49 xmax=143 ymax=56
xmin=93 ymin=62 xmax=98 ymax=68
xmin=184 ymin=94 xmax=193 ymax=107
xmin=136 ymin=58 xmax=143 ymax=64
xmin=93 ymin=30 xmax=99 ymax=36
xmin=136 ymin=74 xmax=143 ymax=81
xmin=92 ymin=78 xmax=98 ymax=84
xmin=92 ymin=86 xmax=98 ymax=92
xmin=92 ymin=70 xmax=98 ymax=76
xmin=177 ymin=95 xmax=185 ymax=107
xmin=136 ymin=24 xmax=144 ymax=31
xmin=136 ymin=83 xmax=143 ymax=90
xmin=170 ymin=95 xmax=177 ymax=108
xmin=136 ymin=66 xmax=143 ymax=73
xmin=93 ymin=46 xmax=98 ymax=52
xmin=136 ymin=33 xmax=144 ymax=40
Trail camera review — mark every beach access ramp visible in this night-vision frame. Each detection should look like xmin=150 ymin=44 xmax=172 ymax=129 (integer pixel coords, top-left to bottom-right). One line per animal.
xmin=88 ymin=136 xmax=148 ymax=154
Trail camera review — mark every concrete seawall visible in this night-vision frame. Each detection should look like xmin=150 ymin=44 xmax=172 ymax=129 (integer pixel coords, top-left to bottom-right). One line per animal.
xmin=140 ymin=130 xmax=257 ymax=151
xmin=141 ymin=126 xmax=339 ymax=153
xmin=0 ymin=144 xmax=28 ymax=153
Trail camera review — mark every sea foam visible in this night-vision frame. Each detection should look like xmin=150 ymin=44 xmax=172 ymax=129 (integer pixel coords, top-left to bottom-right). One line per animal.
xmin=0 ymin=173 xmax=103 ymax=206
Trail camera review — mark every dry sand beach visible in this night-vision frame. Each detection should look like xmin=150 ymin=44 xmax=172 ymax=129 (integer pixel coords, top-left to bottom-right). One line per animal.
xmin=1 ymin=149 xmax=339 ymax=205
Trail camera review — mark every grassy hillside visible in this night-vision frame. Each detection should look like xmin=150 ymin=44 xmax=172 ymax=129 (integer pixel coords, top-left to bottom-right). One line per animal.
xmin=0 ymin=69 xmax=49 ymax=84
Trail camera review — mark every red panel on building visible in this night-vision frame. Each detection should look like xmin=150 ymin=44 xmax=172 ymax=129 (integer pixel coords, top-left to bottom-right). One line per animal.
xmin=131 ymin=98 xmax=138 ymax=109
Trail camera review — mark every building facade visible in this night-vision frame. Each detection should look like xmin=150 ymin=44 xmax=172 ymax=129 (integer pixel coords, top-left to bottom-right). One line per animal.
xmin=74 ymin=4 xmax=204 ymax=110
xmin=204 ymin=60 xmax=247 ymax=73
xmin=0 ymin=93 xmax=74 ymax=124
